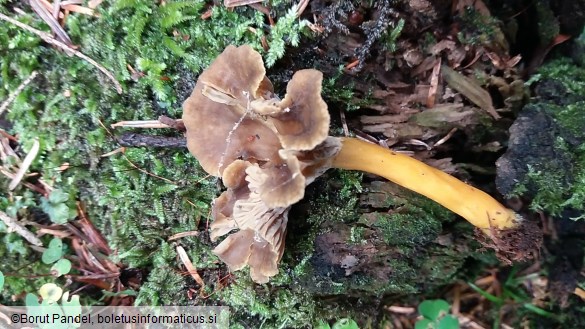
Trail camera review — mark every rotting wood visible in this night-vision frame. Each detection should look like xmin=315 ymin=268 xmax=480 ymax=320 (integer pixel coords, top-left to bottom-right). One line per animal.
xmin=117 ymin=133 xmax=186 ymax=148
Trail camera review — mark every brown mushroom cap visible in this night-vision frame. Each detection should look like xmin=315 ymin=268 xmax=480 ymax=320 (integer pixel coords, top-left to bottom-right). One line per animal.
xmin=268 ymin=69 xmax=330 ymax=151
xmin=199 ymin=45 xmax=273 ymax=105
xmin=182 ymin=46 xmax=282 ymax=176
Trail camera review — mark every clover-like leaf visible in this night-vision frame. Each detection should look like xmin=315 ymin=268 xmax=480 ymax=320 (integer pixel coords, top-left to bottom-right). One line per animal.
xmin=41 ymin=190 xmax=76 ymax=224
xmin=51 ymin=259 xmax=72 ymax=276
xmin=332 ymin=318 xmax=359 ymax=329
xmin=419 ymin=300 xmax=450 ymax=321
xmin=414 ymin=319 xmax=433 ymax=329
xmin=42 ymin=238 xmax=64 ymax=264
xmin=437 ymin=315 xmax=459 ymax=329
xmin=25 ymin=293 xmax=40 ymax=306
xmin=61 ymin=291 xmax=82 ymax=326
xmin=48 ymin=189 xmax=69 ymax=204
xmin=39 ymin=283 xmax=63 ymax=304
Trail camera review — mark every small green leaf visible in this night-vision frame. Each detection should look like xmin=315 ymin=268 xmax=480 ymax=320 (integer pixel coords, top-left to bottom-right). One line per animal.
xmin=0 ymin=271 xmax=4 ymax=291
xmin=467 ymin=282 xmax=504 ymax=304
xmin=41 ymin=201 xmax=73 ymax=224
xmin=51 ymin=259 xmax=72 ymax=276
xmin=39 ymin=283 xmax=63 ymax=304
xmin=419 ymin=300 xmax=450 ymax=320
xmin=62 ymin=291 xmax=82 ymax=327
xmin=41 ymin=191 xmax=76 ymax=224
xmin=437 ymin=315 xmax=459 ymax=329
xmin=332 ymin=318 xmax=359 ymax=329
xmin=42 ymin=238 xmax=63 ymax=264
xmin=315 ymin=321 xmax=331 ymax=329
xmin=25 ymin=293 xmax=40 ymax=306
xmin=522 ymin=303 xmax=558 ymax=318
xmin=414 ymin=319 xmax=433 ymax=329
xmin=48 ymin=189 xmax=69 ymax=204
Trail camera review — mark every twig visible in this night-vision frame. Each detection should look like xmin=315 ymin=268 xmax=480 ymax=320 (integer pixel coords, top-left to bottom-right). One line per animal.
xmin=158 ymin=116 xmax=185 ymax=130
xmin=97 ymin=119 xmax=177 ymax=185
xmin=0 ymin=12 xmax=122 ymax=93
xmin=176 ymin=245 xmax=205 ymax=287
xmin=434 ymin=127 xmax=458 ymax=148
xmin=100 ymin=147 xmax=125 ymax=158
xmin=385 ymin=305 xmax=416 ymax=314
xmin=168 ymin=231 xmax=200 ymax=241
xmin=31 ymin=0 xmax=72 ymax=45
xmin=122 ymin=152 xmax=177 ymax=185
xmin=0 ymin=210 xmax=43 ymax=246
xmin=117 ymin=133 xmax=186 ymax=148
xmin=0 ymin=129 xmax=18 ymax=142
xmin=0 ymin=71 xmax=39 ymax=115
xmin=0 ymin=167 xmax=47 ymax=195
xmin=111 ymin=120 xmax=176 ymax=129
xmin=427 ymin=57 xmax=441 ymax=108
xmin=339 ymin=109 xmax=349 ymax=137
xmin=9 ymin=139 xmax=40 ymax=190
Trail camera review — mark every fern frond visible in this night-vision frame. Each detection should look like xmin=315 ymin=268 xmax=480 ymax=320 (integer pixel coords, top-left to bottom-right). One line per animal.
xmin=130 ymin=14 xmax=149 ymax=47
xmin=154 ymin=184 xmax=178 ymax=195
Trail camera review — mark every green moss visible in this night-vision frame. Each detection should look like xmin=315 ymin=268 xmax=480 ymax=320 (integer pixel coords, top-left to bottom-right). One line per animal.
xmin=506 ymin=59 xmax=585 ymax=216
xmin=0 ymin=0 xmax=309 ymax=310
xmin=349 ymin=226 xmax=367 ymax=245
xmin=217 ymin=280 xmax=323 ymax=328
xmin=269 ymin=179 xmax=468 ymax=312
xmin=554 ymin=101 xmax=585 ymax=136
xmin=456 ymin=7 xmax=507 ymax=49
xmin=369 ymin=208 xmax=442 ymax=247
xmin=534 ymin=1 xmax=560 ymax=46
xmin=537 ymin=58 xmax=585 ymax=94
xmin=321 ymin=66 xmax=375 ymax=112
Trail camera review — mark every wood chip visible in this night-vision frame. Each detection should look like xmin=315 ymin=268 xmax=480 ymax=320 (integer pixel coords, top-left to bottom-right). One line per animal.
xmin=31 ymin=0 xmax=72 ymax=45
xmin=224 ymin=0 xmax=263 ymax=7
xmin=441 ymin=65 xmax=500 ymax=119
xmin=574 ymin=287 xmax=585 ymax=300
xmin=176 ymin=245 xmax=205 ymax=287
xmin=385 ymin=305 xmax=416 ymax=314
xmin=427 ymin=57 xmax=441 ymax=108
xmin=111 ymin=120 xmax=176 ymax=129
xmin=168 ymin=231 xmax=200 ymax=241
xmin=9 ymin=139 xmax=40 ymax=191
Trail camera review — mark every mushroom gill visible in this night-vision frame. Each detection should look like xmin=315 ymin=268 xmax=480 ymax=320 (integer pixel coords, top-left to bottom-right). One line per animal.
xmin=210 ymin=160 xmax=289 ymax=283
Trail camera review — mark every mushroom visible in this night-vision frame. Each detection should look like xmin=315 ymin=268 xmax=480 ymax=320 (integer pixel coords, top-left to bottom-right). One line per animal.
xmin=181 ymin=45 xmax=282 ymax=177
xmin=183 ymin=45 xmax=540 ymax=283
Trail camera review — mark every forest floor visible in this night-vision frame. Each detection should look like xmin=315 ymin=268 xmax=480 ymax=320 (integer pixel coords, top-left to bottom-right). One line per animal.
xmin=1 ymin=0 xmax=585 ymax=328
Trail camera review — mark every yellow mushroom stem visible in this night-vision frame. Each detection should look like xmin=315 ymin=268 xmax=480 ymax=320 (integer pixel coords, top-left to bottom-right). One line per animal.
xmin=332 ymin=137 xmax=520 ymax=231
